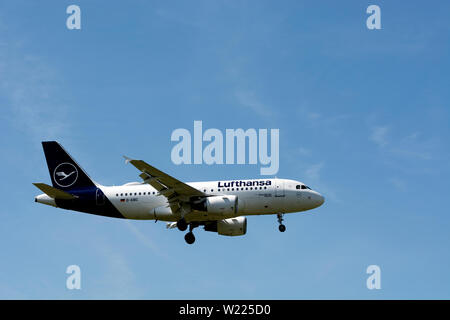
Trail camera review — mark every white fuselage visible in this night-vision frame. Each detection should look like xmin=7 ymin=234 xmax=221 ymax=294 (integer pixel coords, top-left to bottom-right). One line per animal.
xmin=101 ymin=178 xmax=324 ymax=222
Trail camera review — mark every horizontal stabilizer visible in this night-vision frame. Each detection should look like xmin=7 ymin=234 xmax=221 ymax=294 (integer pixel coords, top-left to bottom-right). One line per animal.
xmin=33 ymin=183 xmax=78 ymax=200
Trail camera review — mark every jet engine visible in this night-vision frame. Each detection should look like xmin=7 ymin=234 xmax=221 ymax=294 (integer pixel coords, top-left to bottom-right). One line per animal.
xmin=204 ymin=195 xmax=238 ymax=215
xmin=204 ymin=216 xmax=247 ymax=236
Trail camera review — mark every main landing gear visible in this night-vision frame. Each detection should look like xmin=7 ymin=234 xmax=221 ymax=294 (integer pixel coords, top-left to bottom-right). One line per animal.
xmin=177 ymin=219 xmax=198 ymax=244
xmin=177 ymin=218 xmax=188 ymax=231
xmin=184 ymin=231 xmax=195 ymax=245
xmin=277 ymin=213 xmax=286 ymax=232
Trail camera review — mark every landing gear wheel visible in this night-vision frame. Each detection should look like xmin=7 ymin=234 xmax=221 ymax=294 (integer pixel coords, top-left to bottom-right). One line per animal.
xmin=184 ymin=232 xmax=195 ymax=244
xmin=177 ymin=218 xmax=188 ymax=231
xmin=277 ymin=213 xmax=286 ymax=232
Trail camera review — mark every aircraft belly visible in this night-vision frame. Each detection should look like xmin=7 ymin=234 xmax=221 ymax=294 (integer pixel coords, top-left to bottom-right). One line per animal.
xmin=113 ymin=198 xmax=166 ymax=220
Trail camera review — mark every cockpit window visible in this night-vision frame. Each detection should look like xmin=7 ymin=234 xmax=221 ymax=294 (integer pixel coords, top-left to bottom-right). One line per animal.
xmin=296 ymin=185 xmax=301 ymax=189
xmin=301 ymin=185 xmax=311 ymax=190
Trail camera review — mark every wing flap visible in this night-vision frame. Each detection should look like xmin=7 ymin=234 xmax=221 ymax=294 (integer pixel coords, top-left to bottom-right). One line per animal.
xmin=124 ymin=156 xmax=205 ymax=215
xmin=125 ymin=157 xmax=204 ymax=197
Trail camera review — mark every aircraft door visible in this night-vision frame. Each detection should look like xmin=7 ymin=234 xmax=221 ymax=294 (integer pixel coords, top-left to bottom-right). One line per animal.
xmin=275 ymin=179 xmax=285 ymax=197
xmin=96 ymin=188 xmax=105 ymax=206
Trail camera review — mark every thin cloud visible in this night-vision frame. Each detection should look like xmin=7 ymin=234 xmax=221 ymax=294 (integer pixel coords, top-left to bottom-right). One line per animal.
xmin=91 ymin=243 xmax=143 ymax=299
xmin=124 ymin=220 xmax=171 ymax=260
xmin=235 ymin=90 xmax=273 ymax=118
xmin=305 ymin=162 xmax=324 ymax=182
xmin=0 ymin=34 xmax=70 ymax=139
xmin=307 ymin=112 xmax=322 ymax=120
xmin=295 ymin=105 xmax=351 ymax=130
xmin=297 ymin=147 xmax=311 ymax=157
xmin=370 ymin=126 xmax=390 ymax=147
xmin=303 ymin=162 xmax=340 ymax=203
xmin=388 ymin=177 xmax=407 ymax=191
xmin=370 ymin=125 xmax=433 ymax=160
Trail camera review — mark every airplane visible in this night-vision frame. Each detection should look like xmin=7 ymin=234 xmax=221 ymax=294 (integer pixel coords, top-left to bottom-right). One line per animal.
xmin=34 ymin=141 xmax=325 ymax=244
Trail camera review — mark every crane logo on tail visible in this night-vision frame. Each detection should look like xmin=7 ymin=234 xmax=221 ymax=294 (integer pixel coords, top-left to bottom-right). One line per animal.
xmin=53 ymin=163 xmax=78 ymax=188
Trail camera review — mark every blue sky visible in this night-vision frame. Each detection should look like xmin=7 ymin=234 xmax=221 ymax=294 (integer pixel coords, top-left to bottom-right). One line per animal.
xmin=0 ymin=0 xmax=449 ymax=299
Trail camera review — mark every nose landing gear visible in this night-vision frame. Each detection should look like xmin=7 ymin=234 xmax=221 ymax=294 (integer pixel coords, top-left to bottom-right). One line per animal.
xmin=277 ymin=213 xmax=286 ymax=232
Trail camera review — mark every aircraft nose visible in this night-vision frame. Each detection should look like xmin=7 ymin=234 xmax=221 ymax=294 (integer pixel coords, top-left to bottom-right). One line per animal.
xmin=317 ymin=193 xmax=325 ymax=206
xmin=312 ymin=192 xmax=325 ymax=208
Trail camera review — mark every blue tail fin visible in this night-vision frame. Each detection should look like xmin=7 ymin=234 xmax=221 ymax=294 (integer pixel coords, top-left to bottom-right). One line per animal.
xmin=42 ymin=141 xmax=97 ymax=190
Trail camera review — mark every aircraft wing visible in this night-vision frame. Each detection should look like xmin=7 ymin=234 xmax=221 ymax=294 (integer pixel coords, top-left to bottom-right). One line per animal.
xmin=124 ymin=157 xmax=205 ymax=213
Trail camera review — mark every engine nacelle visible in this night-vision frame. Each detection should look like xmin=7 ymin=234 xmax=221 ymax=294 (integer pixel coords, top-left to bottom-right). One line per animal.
xmin=217 ymin=217 xmax=247 ymax=236
xmin=205 ymin=195 xmax=238 ymax=215
xmin=152 ymin=205 xmax=173 ymax=220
